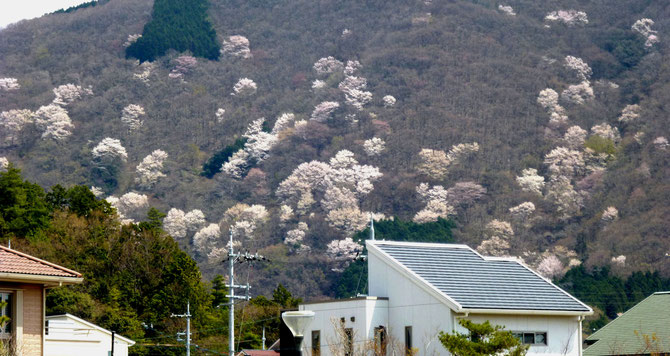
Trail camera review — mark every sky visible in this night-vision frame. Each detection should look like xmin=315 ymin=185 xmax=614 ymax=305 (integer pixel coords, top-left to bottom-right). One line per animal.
xmin=0 ymin=0 xmax=91 ymax=28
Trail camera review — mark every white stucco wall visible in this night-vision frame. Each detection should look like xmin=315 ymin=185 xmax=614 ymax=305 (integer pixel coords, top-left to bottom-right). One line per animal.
xmin=368 ymin=252 xmax=454 ymax=356
xmin=44 ymin=315 xmax=133 ymax=356
xmin=300 ymin=297 xmax=388 ymax=356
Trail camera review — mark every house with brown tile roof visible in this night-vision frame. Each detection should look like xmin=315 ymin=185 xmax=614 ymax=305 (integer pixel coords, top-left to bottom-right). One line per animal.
xmin=0 ymin=245 xmax=83 ymax=355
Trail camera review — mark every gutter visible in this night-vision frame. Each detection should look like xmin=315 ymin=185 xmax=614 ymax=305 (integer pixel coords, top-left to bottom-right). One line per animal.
xmin=0 ymin=272 xmax=83 ymax=286
xmin=457 ymin=308 xmax=592 ymax=317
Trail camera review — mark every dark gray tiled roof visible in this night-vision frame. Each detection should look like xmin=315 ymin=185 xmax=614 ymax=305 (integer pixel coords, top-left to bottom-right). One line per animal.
xmin=373 ymin=242 xmax=590 ymax=312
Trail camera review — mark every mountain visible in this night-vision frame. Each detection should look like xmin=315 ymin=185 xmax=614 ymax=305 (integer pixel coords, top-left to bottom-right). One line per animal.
xmin=1 ymin=0 xmax=669 ymax=300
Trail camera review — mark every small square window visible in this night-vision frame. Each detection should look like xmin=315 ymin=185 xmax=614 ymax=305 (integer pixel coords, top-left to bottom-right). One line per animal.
xmin=535 ymin=332 xmax=547 ymax=345
xmin=523 ymin=333 xmax=535 ymax=344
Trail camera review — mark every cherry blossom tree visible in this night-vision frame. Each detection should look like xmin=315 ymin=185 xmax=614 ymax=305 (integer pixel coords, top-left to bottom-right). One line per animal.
xmin=545 ymin=175 xmax=583 ymax=219
xmin=279 ymin=205 xmax=294 ymax=224
xmin=90 ymin=186 xmax=104 ymax=198
xmin=383 ymin=95 xmax=396 ymax=107
xmin=611 ymin=255 xmax=626 ymax=266
xmin=476 ymin=236 xmax=511 ymax=257
xmin=618 ymin=104 xmax=641 ymax=123
xmin=222 ymin=35 xmax=252 ymax=58
xmin=564 ymin=56 xmax=592 ymax=81
xmin=590 ymin=123 xmax=620 ymax=142
xmin=363 ymin=137 xmax=385 ymax=156
xmin=632 ymin=19 xmax=659 ymax=47
xmin=498 ymin=5 xmax=515 ymax=16
xmin=0 ymin=109 xmax=32 ymax=148
xmin=123 ymin=34 xmax=142 ymax=47
xmin=34 ymin=104 xmax=75 ymax=141
xmin=516 ymin=168 xmax=545 ymax=195
xmin=0 ymin=157 xmax=8 ymax=172
xmin=344 ymin=60 xmax=361 ymax=76
xmin=0 ymin=78 xmax=20 ymax=91
xmin=107 ymin=192 xmax=149 ymax=224
xmin=52 ymin=84 xmax=92 ymax=106
xmin=536 ymin=255 xmax=564 ymax=279
xmin=215 ymin=108 xmax=225 ymax=123
xmin=313 ymin=56 xmax=344 ymax=76
xmin=563 ymin=126 xmax=587 ymax=148
xmin=135 ymin=149 xmax=168 ymax=189
xmin=417 ymin=143 xmax=479 ymax=180
xmin=544 ymin=147 xmax=585 ymax=177
xmin=544 ymin=10 xmax=588 ymax=26
xmin=92 ymin=138 xmax=128 ymax=163
xmin=445 ymin=182 xmax=486 ymax=207
xmin=601 ymin=206 xmax=618 ymax=222
xmin=312 ymin=80 xmax=326 ymax=90
xmin=164 ymin=208 xmax=187 ymax=239
xmin=561 ymin=81 xmax=594 ymax=105
xmin=184 ymin=209 xmax=206 ymax=232
xmin=133 ymin=62 xmax=155 ymax=83
xmin=509 ymin=202 xmax=535 ymax=222
xmin=121 ymin=104 xmax=145 ymax=131
xmin=326 ymin=237 xmax=362 ymax=261
xmin=193 ymin=223 xmax=221 ymax=255
xmin=653 ymin=136 xmax=669 ymax=150
xmin=310 ymin=101 xmax=340 ymax=122
xmin=231 ymin=78 xmax=257 ymax=97
xmin=345 ymin=89 xmax=373 ymax=110
xmin=168 ymin=55 xmax=197 ymax=79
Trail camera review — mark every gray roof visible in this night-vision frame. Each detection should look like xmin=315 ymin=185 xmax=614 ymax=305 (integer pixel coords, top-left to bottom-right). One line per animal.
xmin=370 ymin=241 xmax=591 ymax=312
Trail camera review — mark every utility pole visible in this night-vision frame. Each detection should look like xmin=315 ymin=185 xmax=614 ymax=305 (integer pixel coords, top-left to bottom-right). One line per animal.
xmin=172 ymin=301 xmax=192 ymax=356
xmin=111 ymin=331 xmax=115 ymax=356
xmin=224 ymin=229 xmax=269 ymax=356
xmin=369 ymin=214 xmax=375 ymax=241
xmin=262 ymin=326 xmax=266 ymax=350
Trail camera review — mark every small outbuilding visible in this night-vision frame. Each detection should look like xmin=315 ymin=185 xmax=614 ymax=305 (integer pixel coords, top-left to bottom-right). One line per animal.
xmin=44 ymin=314 xmax=135 ymax=356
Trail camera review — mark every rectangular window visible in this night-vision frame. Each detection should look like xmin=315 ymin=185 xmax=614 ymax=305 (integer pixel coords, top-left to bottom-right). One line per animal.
xmin=312 ymin=330 xmax=320 ymax=356
xmin=0 ymin=293 xmax=12 ymax=340
xmin=405 ymin=326 xmax=412 ymax=355
xmin=344 ymin=328 xmax=353 ymax=356
xmin=513 ymin=331 xmax=548 ymax=346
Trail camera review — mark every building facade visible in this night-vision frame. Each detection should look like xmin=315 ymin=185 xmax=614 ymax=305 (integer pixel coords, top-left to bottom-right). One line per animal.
xmin=299 ymin=240 xmax=592 ymax=356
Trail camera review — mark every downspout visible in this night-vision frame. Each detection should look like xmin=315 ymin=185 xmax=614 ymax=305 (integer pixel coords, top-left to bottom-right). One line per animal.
xmin=578 ymin=315 xmax=584 ymax=356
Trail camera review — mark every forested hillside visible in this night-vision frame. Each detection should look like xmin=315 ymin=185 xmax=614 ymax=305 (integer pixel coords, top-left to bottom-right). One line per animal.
xmin=1 ymin=0 xmax=669 ymax=308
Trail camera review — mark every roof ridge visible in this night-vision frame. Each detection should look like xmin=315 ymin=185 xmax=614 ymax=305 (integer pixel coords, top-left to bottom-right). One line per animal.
xmin=0 ymin=245 xmax=82 ymax=278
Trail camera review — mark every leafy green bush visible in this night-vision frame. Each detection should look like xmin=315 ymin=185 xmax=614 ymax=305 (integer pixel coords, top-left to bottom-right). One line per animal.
xmin=585 ymin=135 xmax=617 ymax=155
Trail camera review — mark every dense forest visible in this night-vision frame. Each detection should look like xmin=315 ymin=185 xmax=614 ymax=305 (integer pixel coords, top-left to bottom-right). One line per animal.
xmin=125 ymin=0 xmax=220 ymax=62
xmin=1 ymin=0 xmax=669 ymax=342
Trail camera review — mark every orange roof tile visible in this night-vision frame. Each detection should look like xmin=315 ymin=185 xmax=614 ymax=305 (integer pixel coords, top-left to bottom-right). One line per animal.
xmin=0 ymin=245 xmax=81 ymax=278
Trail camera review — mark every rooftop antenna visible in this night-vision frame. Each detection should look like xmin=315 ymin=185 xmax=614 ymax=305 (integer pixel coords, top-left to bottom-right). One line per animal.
xmin=369 ymin=214 xmax=375 ymax=241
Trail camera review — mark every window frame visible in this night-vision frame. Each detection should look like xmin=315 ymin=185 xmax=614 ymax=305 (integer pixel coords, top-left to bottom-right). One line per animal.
xmin=405 ymin=326 xmax=413 ymax=355
xmin=512 ymin=331 xmax=548 ymax=346
xmin=0 ymin=292 xmax=13 ymax=340
xmin=311 ymin=330 xmax=320 ymax=356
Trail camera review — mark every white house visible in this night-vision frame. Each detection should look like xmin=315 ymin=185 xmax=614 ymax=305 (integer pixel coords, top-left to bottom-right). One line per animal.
xmin=299 ymin=240 xmax=592 ymax=356
xmin=44 ymin=314 xmax=135 ymax=356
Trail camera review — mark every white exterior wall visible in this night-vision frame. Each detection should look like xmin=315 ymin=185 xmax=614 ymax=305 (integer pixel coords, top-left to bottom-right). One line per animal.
xmin=368 ymin=253 xmax=454 ymax=356
xmin=368 ymin=251 xmax=583 ymax=356
xmin=300 ymin=298 xmax=388 ymax=356
xmin=44 ymin=315 xmax=133 ymax=356
xmin=465 ymin=314 xmax=581 ymax=356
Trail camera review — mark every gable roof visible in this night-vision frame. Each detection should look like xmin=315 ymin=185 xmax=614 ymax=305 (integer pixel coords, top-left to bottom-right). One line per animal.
xmin=584 ymin=292 xmax=670 ymax=356
xmin=367 ymin=240 xmax=592 ymax=314
xmin=46 ymin=314 xmax=135 ymax=345
xmin=0 ymin=245 xmax=82 ymax=284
